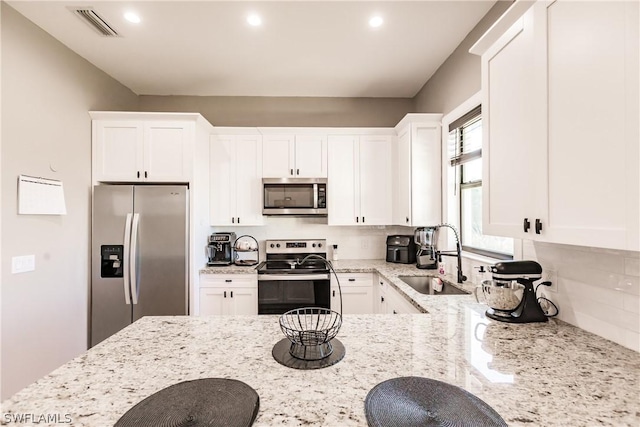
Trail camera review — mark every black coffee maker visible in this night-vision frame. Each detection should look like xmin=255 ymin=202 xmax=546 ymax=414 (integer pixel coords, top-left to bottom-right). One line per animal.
xmin=207 ymin=232 xmax=236 ymax=266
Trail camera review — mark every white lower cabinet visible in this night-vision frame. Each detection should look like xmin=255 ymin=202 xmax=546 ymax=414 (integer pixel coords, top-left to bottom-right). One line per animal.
xmin=331 ymin=273 xmax=374 ymax=314
xmin=199 ymin=274 xmax=258 ymax=315
xmin=377 ymin=274 xmax=420 ymax=314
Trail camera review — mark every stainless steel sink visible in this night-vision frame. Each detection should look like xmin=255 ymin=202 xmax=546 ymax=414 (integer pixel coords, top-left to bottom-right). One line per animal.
xmin=398 ymin=276 xmax=470 ymax=295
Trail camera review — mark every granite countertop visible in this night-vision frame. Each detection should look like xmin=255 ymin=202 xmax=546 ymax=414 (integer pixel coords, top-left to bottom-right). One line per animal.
xmin=5 ymin=261 xmax=637 ymax=426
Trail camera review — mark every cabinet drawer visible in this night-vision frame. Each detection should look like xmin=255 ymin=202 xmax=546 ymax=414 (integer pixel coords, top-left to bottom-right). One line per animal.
xmin=332 ymin=273 xmax=374 ymax=287
xmin=199 ymin=274 xmax=257 ymax=288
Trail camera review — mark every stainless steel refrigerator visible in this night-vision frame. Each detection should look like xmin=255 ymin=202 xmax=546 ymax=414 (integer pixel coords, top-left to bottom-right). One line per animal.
xmin=91 ymin=185 xmax=188 ymax=347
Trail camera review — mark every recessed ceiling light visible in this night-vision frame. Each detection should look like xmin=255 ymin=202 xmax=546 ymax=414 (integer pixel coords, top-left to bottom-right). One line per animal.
xmin=369 ymin=16 xmax=383 ymax=28
xmin=247 ymin=14 xmax=262 ymax=27
xmin=124 ymin=12 xmax=141 ymax=24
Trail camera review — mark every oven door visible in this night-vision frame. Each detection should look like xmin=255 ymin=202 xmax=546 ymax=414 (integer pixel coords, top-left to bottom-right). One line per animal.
xmin=257 ymin=274 xmax=330 ymax=314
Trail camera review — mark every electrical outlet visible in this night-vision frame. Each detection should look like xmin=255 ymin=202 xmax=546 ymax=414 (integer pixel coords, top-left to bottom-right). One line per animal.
xmin=12 ymin=255 xmax=36 ymax=274
xmin=543 ymin=269 xmax=558 ymax=293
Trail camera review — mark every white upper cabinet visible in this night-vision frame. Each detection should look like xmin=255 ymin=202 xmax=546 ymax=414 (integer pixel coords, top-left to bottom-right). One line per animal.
xmin=210 ymin=134 xmax=263 ymax=226
xmin=393 ymin=114 xmax=442 ymax=227
xmin=262 ymin=134 xmax=327 ymax=178
xmin=92 ymin=113 xmax=195 ymax=183
xmin=473 ymin=0 xmax=639 ymax=250
xmin=328 ymin=135 xmax=392 ymax=226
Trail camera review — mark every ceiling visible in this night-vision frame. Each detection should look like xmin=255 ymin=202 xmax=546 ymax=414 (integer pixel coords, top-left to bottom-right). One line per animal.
xmin=9 ymin=1 xmax=497 ymax=98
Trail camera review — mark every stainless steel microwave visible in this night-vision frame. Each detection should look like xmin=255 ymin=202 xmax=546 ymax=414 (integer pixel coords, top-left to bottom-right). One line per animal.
xmin=262 ymin=178 xmax=327 ymax=215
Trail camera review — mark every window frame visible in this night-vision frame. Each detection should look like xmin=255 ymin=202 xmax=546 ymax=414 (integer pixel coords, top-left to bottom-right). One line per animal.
xmin=452 ymin=108 xmax=513 ymax=261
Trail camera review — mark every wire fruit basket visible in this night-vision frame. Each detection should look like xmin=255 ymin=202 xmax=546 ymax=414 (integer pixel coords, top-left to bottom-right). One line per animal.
xmin=279 ymin=307 xmax=342 ymax=361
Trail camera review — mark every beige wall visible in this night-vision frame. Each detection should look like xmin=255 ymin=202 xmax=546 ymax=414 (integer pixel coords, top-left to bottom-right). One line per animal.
xmin=1 ymin=3 xmax=138 ymax=399
xmin=139 ymin=95 xmax=413 ymax=127
xmin=413 ymin=1 xmax=512 ymax=115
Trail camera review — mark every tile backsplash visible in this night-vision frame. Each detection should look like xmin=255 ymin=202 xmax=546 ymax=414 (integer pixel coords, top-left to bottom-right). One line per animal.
xmin=211 ymin=216 xmax=411 ymax=261
xmin=450 ymin=241 xmax=640 ymax=352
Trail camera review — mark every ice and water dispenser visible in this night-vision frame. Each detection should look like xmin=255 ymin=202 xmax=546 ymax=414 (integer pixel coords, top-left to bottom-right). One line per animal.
xmin=100 ymin=245 xmax=124 ymax=278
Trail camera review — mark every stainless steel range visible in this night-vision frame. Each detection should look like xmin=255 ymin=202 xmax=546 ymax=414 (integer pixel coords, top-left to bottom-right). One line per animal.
xmin=257 ymin=239 xmax=330 ymax=315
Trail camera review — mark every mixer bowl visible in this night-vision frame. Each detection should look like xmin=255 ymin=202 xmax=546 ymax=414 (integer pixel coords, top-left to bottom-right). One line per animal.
xmin=476 ymin=279 xmax=525 ymax=311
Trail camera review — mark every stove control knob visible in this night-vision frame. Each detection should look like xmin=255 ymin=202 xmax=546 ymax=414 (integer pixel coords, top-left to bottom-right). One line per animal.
xmin=318 ymin=243 xmax=322 ymax=248
xmin=276 ymin=243 xmax=281 ymax=248
xmin=312 ymin=243 xmax=317 ymax=248
xmin=269 ymin=243 xmax=275 ymax=248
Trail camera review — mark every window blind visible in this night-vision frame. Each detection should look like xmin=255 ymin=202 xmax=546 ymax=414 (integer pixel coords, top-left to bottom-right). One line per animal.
xmin=449 ymin=105 xmax=482 ymax=167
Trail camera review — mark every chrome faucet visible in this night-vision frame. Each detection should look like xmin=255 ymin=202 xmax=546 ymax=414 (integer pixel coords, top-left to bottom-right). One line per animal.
xmin=435 ymin=224 xmax=467 ymax=284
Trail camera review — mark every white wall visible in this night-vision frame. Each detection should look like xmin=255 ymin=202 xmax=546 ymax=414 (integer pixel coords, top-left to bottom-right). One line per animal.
xmin=1 ymin=4 xmax=138 ymax=399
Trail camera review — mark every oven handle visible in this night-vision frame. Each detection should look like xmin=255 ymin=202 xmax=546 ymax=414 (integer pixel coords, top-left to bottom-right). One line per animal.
xmin=258 ymin=274 xmax=330 ymax=281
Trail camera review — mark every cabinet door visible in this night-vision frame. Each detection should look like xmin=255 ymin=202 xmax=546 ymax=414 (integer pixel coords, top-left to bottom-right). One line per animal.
xmin=93 ymin=120 xmax=143 ymax=182
xmin=481 ymin=8 xmax=540 ymax=239
xmin=331 ymin=286 xmax=373 ymax=315
xmin=386 ymin=286 xmax=420 ymax=314
xmin=235 ymin=136 xmax=264 ymax=226
xmin=411 ymin=123 xmax=442 ymax=226
xmin=143 ymin=121 xmax=192 ymax=182
xmin=394 ymin=129 xmax=412 ymax=225
xmin=295 ymin=135 xmax=327 ymax=177
xmin=229 ymin=287 xmax=258 ymax=315
xmin=199 ymin=288 xmax=227 ymax=315
xmin=359 ymin=136 xmax=392 ymax=225
xmin=328 ymin=136 xmax=358 ymax=225
xmin=262 ymin=135 xmax=294 ymax=178
xmin=210 ymin=135 xmax=235 ymax=226
xmin=541 ymin=0 xmax=639 ymax=250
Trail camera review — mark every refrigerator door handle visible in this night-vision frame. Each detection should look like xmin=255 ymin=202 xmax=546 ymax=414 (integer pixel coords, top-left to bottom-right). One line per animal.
xmin=130 ymin=213 xmax=141 ymax=305
xmin=123 ymin=213 xmax=133 ymax=305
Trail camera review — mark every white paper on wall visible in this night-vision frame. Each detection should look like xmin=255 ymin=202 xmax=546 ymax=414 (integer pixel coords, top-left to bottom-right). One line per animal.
xmin=18 ymin=175 xmax=67 ymax=215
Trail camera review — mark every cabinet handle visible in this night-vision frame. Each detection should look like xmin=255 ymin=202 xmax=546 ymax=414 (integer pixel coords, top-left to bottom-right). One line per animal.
xmin=290 ymin=169 xmax=294 ymax=176
xmin=144 ymin=171 xmax=148 ymax=178
xmin=393 ymin=310 xmax=398 ymax=314
xmin=137 ymin=171 xmax=140 ymax=178
xmin=535 ymin=219 xmax=543 ymax=234
xmin=348 ymin=278 xmax=356 ymax=282
xmin=232 ymin=217 xmax=235 ymax=224
xmin=380 ymin=281 xmax=383 ymax=285
xmin=230 ymin=291 xmax=234 ymax=298
xmin=332 ymin=290 xmax=336 ymax=297
xmin=356 ymin=217 xmax=359 ymax=223
xmin=225 ymin=279 xmax=232 ymax=283
xmin=406 ymin=217 xmax=409 ymax=223
xmin=362 ymin=217 xmax=365 ymax=223
xmin=523 ymin=218 xmax=531 ymax=233
xmin=224 ymin=291 xmax=227 ymax=298
xmin=237 ymin=217 xmax=240 ymax=224
xmin=296 ymin=169 xmax=300 ymax=175
xmin=381 ymin=296 xmax=385 ymax=302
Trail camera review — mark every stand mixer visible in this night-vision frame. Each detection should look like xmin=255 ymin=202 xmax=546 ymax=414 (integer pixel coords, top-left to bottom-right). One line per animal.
xmin=414 ymin=227 xmax=438 ymax=269
xmin=476 ymin=260 xmax=553 ymax=323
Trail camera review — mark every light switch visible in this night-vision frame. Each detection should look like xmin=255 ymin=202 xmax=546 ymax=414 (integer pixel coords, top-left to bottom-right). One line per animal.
xmin=11 ymin=255 xmax=36 ymax=274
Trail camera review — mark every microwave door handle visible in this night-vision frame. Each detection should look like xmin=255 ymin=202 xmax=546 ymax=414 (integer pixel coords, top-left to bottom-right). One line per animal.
xmin=313 ymin=183 xmax=318 ymax=209
xmin=123 ymin=213 xmax=133 ymax=305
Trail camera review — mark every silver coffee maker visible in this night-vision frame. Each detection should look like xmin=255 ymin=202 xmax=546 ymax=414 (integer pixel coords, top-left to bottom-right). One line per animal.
xmin=415 ymin=227 xmax=438 ymax=269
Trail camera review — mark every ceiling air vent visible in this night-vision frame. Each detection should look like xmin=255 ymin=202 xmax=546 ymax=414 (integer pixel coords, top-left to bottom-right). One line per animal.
xmin=69 ymin=7 xmax=119 ymax=37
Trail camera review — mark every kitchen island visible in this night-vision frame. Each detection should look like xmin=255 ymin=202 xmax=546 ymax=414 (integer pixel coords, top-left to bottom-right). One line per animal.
xmin=3 ymin=305 xmax=639 ymax=425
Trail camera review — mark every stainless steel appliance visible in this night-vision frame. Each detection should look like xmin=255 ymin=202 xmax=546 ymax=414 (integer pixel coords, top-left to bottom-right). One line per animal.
xmin=207 ymin=232 xmax=236 ymax=266
xmin=385 ymin=235 xmax=416 ymax=264
xmin=475 ymin=260 xmax=554 ymax=323
xmin=262 ymin=178 xmax=327 ymax=215
xmin=415 ymin=227 xmax=438 ymax=269
xmin=91 ymin=185 xmax=188 ymax=347
xmin=256 ymin=239 xmax=330 ymax=314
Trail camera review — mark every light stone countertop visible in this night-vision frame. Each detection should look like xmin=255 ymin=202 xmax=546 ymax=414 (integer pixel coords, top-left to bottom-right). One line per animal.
xmin=3 ymin=261 xmax=639 ymax=426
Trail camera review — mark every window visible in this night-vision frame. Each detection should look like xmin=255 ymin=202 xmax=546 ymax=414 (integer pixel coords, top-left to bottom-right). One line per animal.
xmin=448 ymin=106 xmax=513 ymax=260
